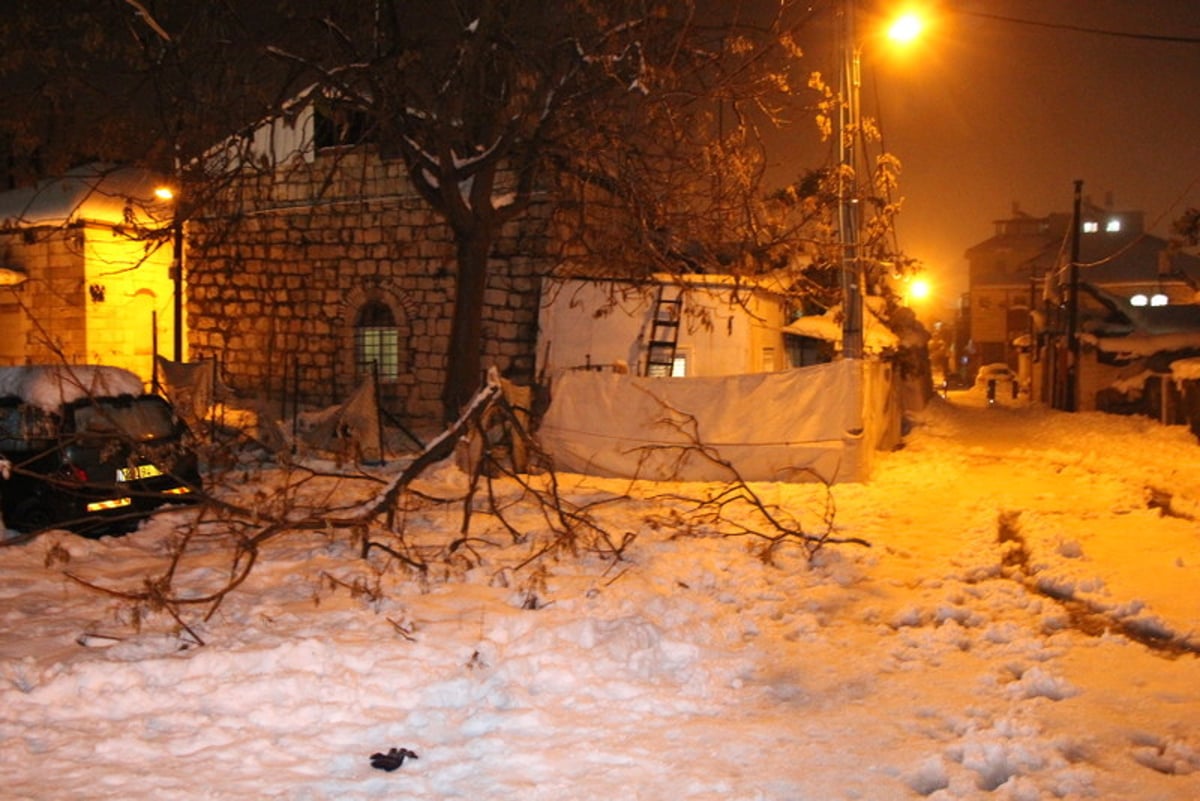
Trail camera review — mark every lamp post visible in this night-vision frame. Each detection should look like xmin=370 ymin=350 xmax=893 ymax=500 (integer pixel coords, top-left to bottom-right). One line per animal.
xmin=837 ymin=2 xmax=925 ymax=360
xmin=155 ymin=186 xmax=185 ymax=362
xmin=171 ymin=214 xmax=184 ymax=362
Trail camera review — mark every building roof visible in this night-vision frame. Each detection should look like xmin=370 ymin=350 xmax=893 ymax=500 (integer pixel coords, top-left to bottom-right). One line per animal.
xmin=1081 ymin=283 xmax=1200 ymax=335
xmin=1075 ymin=231 xmax=1200 ymax=287
xmin=0 ymin=163 xmax=171 ymax=229
xmin=967 ymin=203 xmax=1200 ymax=289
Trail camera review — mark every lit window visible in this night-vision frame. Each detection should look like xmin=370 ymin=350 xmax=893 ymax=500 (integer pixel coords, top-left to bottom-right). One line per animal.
xmin=1082 ymin=221 xmax=1099 ymax=233
xmin=671 ymin=351 xmax=689 ymax=377
xmin=1151 ymin=293 xmax=1169 ymax=307
xmin=1106 ymin=218 xmax=1121 ymax=232
xmin=1130 ymin=294 xmax=1148 ymax=306
xmin=354 ymin=301 xmax=399 ymax=381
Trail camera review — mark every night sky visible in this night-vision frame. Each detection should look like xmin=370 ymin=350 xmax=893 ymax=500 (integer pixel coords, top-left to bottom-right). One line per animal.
xmin=771 ymin=0 xmax=1200 ymax=316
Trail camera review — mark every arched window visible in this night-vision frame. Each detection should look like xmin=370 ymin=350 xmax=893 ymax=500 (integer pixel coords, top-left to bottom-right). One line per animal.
xmin=354 ymin=300 xmax=399 ymax=381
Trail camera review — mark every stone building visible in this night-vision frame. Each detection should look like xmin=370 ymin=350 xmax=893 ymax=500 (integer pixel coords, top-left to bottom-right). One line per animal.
xmin=0 ymin=165 xmax=177 ymax=384
xmin=188 ymin=117 xmax=555 ymax=424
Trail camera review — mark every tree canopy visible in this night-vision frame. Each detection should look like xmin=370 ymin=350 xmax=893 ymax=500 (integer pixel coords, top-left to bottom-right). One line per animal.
xmin=0 ymin=0 xmax=915 ymax=419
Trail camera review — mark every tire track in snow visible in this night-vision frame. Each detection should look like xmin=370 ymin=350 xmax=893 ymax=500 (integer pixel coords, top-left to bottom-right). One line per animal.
xmin=996 ymin=510 xmax=1200 ymax=659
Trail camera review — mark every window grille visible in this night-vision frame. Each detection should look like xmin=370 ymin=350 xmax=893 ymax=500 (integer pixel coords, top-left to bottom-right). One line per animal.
xmin=354 ymin=301 xmax=399 ymax=381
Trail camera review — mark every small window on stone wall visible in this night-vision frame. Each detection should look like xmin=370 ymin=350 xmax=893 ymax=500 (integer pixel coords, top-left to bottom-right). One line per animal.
xmin=355 ymin=301 xmax=399 ymax=382
xmin=314 ymin=104 xmax=374 ymax=150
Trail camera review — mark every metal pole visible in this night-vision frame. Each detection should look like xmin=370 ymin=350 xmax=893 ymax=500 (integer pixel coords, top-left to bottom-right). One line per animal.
xmin=151 ymin=310 xmax=159 ymax=393
xmin=1065 ymin=179 xmax=1083 ymax=412
xmin=838 ymin=0 xmax=863 ymax=360
xmin=172 ymin=216 xmax=184 ymax=362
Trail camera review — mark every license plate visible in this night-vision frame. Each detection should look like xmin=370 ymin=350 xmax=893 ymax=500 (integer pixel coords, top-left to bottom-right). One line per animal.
xmin=116 ymin=464 xmax=163 ymax=482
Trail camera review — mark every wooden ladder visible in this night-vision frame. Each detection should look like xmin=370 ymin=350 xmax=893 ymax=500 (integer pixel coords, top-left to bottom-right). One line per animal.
xmin=645 ymin=285 xmax=683 ymax=377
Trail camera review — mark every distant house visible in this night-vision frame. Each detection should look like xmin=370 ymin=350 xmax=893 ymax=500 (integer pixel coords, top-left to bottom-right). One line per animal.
xmin=1076 ymin=283 xmax=1200 ymax=416
xmin=0 ymin=164 xmax=177 ymax=384
xmin=965 ymin=200 xmax=1200 ymax=384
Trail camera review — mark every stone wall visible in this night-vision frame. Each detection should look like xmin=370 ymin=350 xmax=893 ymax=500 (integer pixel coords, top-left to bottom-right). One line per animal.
xmin=188 ymin=148 xmax=553 ymax=423
xmin=0 ymin=228 xmax=87 ymax=367
xmin=0 ymin=223 xmax=176 ymax=383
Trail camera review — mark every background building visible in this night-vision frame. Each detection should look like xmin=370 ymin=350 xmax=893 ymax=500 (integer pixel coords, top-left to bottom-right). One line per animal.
xmin=965 ymin=199 xmax=1200 ymax=383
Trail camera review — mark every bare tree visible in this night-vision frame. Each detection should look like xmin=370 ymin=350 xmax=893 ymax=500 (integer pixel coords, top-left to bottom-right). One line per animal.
xmin=189 ymin=0 xmax=807 ymax=420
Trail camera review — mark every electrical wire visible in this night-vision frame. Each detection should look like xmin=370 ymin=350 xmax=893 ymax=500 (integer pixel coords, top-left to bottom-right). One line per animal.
xmin=963 ymin=10 xmax=1200 ymax=45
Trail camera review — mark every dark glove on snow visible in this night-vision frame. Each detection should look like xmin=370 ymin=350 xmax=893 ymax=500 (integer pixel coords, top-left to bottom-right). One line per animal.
xmin=370 ymin=747 xmax=419 ymax=772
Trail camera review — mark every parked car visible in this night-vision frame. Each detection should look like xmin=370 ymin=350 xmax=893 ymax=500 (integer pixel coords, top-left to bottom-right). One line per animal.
xmin=973 ymin=363 xmax=1018 ymax=401
xmin=0 ymin=365 xmax=201 ymax=536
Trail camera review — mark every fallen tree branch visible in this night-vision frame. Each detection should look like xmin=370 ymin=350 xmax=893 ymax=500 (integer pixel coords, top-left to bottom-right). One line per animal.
xmin=623 ymin=385 xmax=870 ymax=560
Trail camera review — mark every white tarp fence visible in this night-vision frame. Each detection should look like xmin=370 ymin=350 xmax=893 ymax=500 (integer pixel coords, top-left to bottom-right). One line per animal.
xmin=156 ymin=357 xmax=228 ymax=424
xmin=538 ymin=359 xmax=898 ymax=484
xmin=301 ymin=373 xmax=383 ymax=465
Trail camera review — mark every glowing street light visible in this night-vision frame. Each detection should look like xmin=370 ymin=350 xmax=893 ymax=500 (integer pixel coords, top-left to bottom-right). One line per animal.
xmin=887 ymin=12 xmax=925 ymax=45
xmin=907 ymin=276 xmax=931 ymax=304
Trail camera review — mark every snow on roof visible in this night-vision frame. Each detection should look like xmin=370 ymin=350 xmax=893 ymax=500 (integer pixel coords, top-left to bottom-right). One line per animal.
xmin=1170 ymin=356 xmax=1200 ymax=382
xmin=0 ymin=163 xmax=171 ymax=229
xmin=0 ymin=365 xmax=146 ymax=411
xmin=1084 ymin=330 xmax=1200 ymax=359
xmin=781 ymin=299 xmax=899 ymax=353
xmin=547 ymin=249 xmax=816 ymax=292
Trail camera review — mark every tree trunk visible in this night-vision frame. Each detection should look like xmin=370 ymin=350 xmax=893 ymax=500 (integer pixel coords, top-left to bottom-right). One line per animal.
xmin=442 ymin=229 xmax=493 ymax=423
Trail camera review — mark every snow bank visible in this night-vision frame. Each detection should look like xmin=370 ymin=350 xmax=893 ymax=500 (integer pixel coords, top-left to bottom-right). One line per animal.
xmin=2 ymin=392 xmax=1200 ymax=799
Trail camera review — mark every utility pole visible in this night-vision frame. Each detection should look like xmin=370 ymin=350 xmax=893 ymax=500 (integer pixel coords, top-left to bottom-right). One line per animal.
xmin=1064 ymin=179 xmax=1083 ymax=412
xmin=837 ymin=0 xmax=863 ymax=360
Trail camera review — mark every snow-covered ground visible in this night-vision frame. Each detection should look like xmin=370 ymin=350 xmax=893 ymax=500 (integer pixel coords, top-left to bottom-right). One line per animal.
xmin=2 ymin=390 xmax=1199 ymax=800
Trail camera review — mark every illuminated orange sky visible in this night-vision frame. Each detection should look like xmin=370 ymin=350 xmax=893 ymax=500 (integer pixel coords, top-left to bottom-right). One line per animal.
xmin=769 ymin=0 xmax=1200 ymax=317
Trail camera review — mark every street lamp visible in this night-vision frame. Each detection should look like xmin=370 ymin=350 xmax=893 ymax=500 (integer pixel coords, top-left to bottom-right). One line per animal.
xmin=155 ymin=185 xmax=185 ymax=362
xmin=837 ymin=0 xmax=926 ymax=360
xmin=887 ymin=12 xmax=924 ymax=44
xmin=907 ymin=276 xmax=931 ymax=305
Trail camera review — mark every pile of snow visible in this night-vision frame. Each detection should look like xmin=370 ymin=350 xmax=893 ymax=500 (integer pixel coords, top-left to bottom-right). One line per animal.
xmin=2 ymin=392 xmax=1199 ymax=799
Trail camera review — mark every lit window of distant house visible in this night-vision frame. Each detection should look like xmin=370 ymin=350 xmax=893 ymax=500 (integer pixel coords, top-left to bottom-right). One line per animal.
xmin=1082 ymin=221 xmax=1099 ymax=233
xmin=1106 ymin=218 xmax=1121 ymax=232
xmin=354 ymin=300 xmax=399 ymax=381
xmin=1151 ymin=293 xmax=1169 ymax=307
xmin=1130 ymin=294 xmax=1149 ymax=306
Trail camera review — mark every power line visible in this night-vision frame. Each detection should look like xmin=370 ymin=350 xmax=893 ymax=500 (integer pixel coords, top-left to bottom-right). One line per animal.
xmin=963 ymin=10 xmax=1200 ymax=45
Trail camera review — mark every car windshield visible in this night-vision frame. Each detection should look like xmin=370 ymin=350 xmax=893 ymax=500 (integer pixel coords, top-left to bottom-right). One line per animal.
xmin=70 ymin=397 xmax=177 ymax=440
